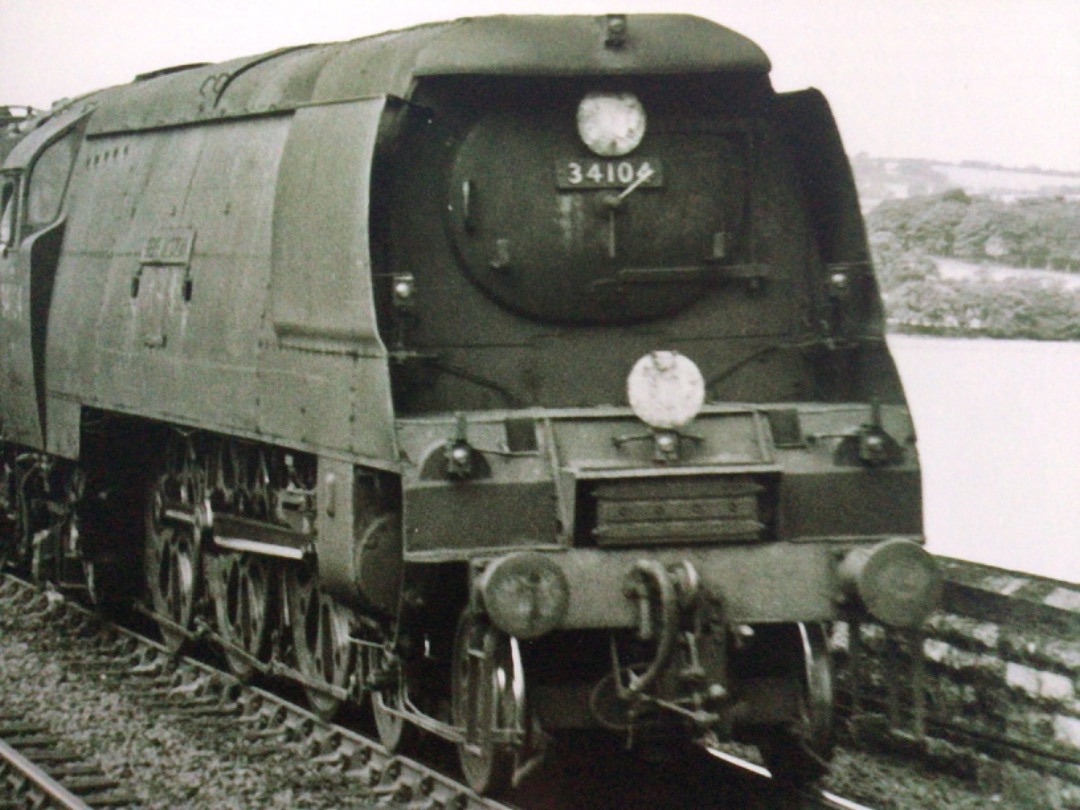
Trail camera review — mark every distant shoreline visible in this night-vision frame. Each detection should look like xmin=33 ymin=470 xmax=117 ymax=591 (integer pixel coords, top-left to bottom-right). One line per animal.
xmin=886 ymin=324 xmax=1080 ymax=341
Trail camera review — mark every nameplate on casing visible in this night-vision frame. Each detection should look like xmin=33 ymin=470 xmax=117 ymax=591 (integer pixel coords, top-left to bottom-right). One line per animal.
xmin=140 ymin=227 xmax=195 ymax=267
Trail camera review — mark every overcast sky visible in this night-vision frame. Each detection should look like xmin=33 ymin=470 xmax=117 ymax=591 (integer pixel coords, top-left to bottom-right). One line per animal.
xmin=1 ymin=0 xmax=1078 ymax=171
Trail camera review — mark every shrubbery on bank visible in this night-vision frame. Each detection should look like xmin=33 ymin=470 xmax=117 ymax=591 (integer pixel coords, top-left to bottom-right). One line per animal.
xmin=868 ymin=191 xmax=1080 ymax=340
xmin=869 ymin=190 xmax=1080 ymax=271
xmin=884 ymin=273 xmax=1080 ymax=340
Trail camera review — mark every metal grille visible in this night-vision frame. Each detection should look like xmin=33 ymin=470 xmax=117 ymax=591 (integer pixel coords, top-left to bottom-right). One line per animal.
xmin=591 ymin=476 xmax=766 ymax=547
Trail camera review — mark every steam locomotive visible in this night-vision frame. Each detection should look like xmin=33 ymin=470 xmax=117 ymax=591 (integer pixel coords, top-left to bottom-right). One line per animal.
xmin=0 ymin=14 xmax=941 ymax=795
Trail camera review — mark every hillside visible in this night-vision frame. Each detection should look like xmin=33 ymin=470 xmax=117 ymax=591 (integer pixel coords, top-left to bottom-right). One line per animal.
xmin=851 ymin=155 xmax=1080 ymax=212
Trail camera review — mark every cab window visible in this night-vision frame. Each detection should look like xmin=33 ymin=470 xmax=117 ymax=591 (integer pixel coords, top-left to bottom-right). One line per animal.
xmin=26 ymin=130 xmax=79 ymax=230
xmin=0 ymin=176 xmax=16 ymax=246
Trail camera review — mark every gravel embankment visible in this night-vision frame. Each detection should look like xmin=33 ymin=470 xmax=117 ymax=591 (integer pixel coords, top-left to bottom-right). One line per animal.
xmin=0 ymin=590 xmax=1070 ymax=809
xmin=825 ymin=745 xmax=1072 ymax=809
xmin=0 ymin=598 xmax=375 ymax=809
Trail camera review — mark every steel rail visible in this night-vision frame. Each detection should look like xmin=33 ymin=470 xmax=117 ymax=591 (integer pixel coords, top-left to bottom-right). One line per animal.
xmin=708 ymin=747 xmax=878 ymax=810
xmin=819 ymin=789 xmax=878 ymax=810
xmin=0 ymin=736 xmax=93 ymax=810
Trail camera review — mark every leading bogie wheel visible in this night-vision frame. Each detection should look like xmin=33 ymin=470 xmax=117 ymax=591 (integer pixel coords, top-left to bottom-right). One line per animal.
xmin=144 ymin=475 xmax=201 ymax=652
xmin=452 ymin=611 xmax=524 ymax=797
xmin=759 ymin=621 xmax=835 ymax=788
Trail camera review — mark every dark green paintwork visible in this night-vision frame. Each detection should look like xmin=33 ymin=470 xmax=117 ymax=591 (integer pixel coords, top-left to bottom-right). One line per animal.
xmin=0 ymin=14 xmax=925 ymax=637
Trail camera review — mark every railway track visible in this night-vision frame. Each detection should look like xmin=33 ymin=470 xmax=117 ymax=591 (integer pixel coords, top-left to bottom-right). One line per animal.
xmin=0 ymin=598 xmax=139 ymax=809
xmin=707 ymin=748 xmax=877 ymax=810
xmin=0 ymin=733 xmax=97 ymax=810
xmin=8 ymin=561 xmax=1076 ymax=807
xmin=0 ymin=573 xmax=516 ymax=810
xmin=0 ymin=572 xmax=889 ymax=810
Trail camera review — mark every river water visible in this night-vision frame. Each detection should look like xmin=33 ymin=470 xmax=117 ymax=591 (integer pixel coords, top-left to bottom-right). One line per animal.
xmin=887 ymin=335 xmax=1080 ymax=582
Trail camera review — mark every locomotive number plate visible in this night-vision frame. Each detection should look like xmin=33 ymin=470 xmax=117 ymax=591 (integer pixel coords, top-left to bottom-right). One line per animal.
xmin=555 ymin=158 xmax=664 ymax=190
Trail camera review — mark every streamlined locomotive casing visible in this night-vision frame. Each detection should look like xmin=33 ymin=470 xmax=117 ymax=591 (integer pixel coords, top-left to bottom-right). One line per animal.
xmin=10 ymin=16 xmax=893 ymax=456
xmin=1 ymin=15 xmax=939 ymax=792
xmin=9 ymin=14 xmax=913 ymax=586
xmin=42 ymin=55 xmax=396 ymax=466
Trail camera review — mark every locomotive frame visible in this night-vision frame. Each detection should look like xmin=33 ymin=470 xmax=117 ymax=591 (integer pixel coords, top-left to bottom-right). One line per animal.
xmin=0 ymin=14 xmax=941 ymax=796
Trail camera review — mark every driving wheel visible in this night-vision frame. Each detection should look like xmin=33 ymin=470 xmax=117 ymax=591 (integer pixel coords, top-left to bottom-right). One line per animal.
xmin=759 ymin=622 xmax=835 ymax=787
xmin=452 ymin=611 xmax=525 ymax=796
xmin=287 ymin=565 xmax=355 ymax=719
xmin=210 ymin=552 xmax=273 ymax=678
xmin=145 ymin=474 xmax=201 ymax=651
xmin=13 ymin=469 xmax=49 ymax=578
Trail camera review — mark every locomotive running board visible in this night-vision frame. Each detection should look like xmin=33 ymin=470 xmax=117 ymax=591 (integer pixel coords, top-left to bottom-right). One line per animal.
xmin=159 ymin=502 xmax=312 ymax=560
xmin=211 ymin=514 xmax=313 ymax=561
xmin=212 ymin=536 xmax=306 ymax=560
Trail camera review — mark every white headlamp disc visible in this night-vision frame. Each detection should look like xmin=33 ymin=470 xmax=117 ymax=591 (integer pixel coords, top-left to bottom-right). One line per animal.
xmin=627 ymin=351 xmax=706 ymax=430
